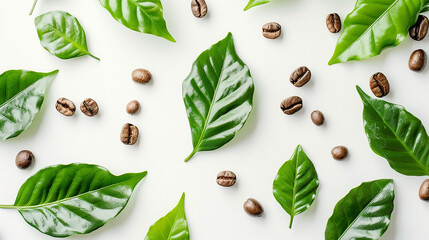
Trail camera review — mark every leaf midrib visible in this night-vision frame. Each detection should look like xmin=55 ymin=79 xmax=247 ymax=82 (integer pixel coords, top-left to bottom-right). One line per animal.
xmin=44 ymin=24 xmax=90 ymax=57
xmin=166 ymin=200 xmax=184 ymax=239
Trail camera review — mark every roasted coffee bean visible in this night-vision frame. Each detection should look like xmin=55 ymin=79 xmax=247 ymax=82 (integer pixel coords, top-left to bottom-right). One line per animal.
xmin=326 ymin=13 xmax=341 ymax=33
xmin=216 ymin=170 xmax=236 ymax=187
xmin=132 ymin=68 xmax=152 ymax=84
xmin=369 ymin=72 xmax=389 ymax=98
xmin=332 ymin=146 xmax=348 ymax=160
xmin=290 ymin=66 xmax=311 ymax=87
xmin=311 ymin=110 xmax=324 ymax=126
xmin=126 ymin=100 xmax=140 ymax=114
xmin=56 ymin=98 xmax=75 ymax=116
xmin=280 ymin=96 xmax=303 ymax=115
xmin=16 ymin=150 xmax=34 ymax=169
xmin=419 ymin=179 xmax=429 ymax=200
xmin=262 ymin=22 xmax=281 ymax=39
xmin=409 ymin=15 xmax=429 ymax=41
xmin=80 ymin=98 xmax=99 ymax=117
xmin=243 ymin=198 xmax=263 ymax=216
xmin=120 ymin=123 xmax=139 ymax=145
xmin=409 ymin=49 xmax=426 ymax=71
xmin=191 ymin=0 xmax=207 ymax=18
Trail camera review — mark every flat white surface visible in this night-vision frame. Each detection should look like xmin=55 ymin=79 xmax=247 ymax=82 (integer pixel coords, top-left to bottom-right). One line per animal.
xmin=0 ymin=0 xmax=428 ymax=239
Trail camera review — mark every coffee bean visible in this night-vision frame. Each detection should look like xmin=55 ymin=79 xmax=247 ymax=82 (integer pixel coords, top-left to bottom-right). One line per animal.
xmin=290 ymin=66 xmax=311 ymax=87
xmin=126 ymin=100 xmax=140 ymax=114
xmin=410 ymin=15 xmax=429 ymax=41
xmin=80 ymin=98 xmax=99 ymax=117
xmin=132 ymin=68 xmax=152 ymax=84
xmin=16 ymin=150 xmax=34 ymax=169
xmin=331 ymin=146 xmax=348 ymax=160
xmin=369 ymin=72 xmax=389 ymax=98
xmin=419 ymin=179 xmax=429 ymax=200
xmin=409 ymin=49 xmax=426 ymax=71
xmin=243 ymin=198 xmax=263 ymax=216
xmin=326 ymin=13 xmax=341 ymax=33
xmin=216 ymin=171 xmax=236 ymax=187
xmin=280 ymin=96 xmax=303 ymax=115
xmin=120 ymin=123 xmax=139 ymax=145
xmin=56 ymin=98 xmax=75 ymax=116
xmin=311 ymin=110 xmax=324 ymax=126
xmin=262 ymin=22 xmax=281 ymax=39
xmin=191 ymin=0 xmax=207 ymax=18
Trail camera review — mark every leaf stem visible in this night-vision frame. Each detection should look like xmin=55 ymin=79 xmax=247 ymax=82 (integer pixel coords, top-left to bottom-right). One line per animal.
xmin=29 ymin=0 xmax=38 ymax=15
xmin=289 ymin=216 xmax=294 ymax=229
xmin=0 ymin=205 xmax=16 ymax=209
xmin=184 ymin=148 xmax=198 ymax=162
xmin=88 ymin=53 xmax=100 ymax=61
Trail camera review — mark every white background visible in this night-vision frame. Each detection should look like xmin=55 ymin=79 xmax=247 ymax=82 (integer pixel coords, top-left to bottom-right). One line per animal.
xmin=0 ymin=0 xmax=428 ymax=239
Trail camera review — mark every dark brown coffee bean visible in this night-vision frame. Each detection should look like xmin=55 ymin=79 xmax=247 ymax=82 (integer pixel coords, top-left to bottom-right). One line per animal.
xmin=56 ymin=98 xmax=75 ymax=116
xmin=290 ymin=66 xmax=311 ymax=87
xmin=311 ymin=110 xmax=324 ymax=126
xmin=16 ymin=150 xmax=34 ymax=169
xmin=409 ymin=49 xmax=426 ymax=71
xmin=132 ymin=68 xmax=152 ymax=84
xmin=419 ymin=179 xmax=429 ymax=200
xmin=410 ymin=15 xmax=429 ymax=41
xmin=369 ymin=72 xmax=389 ymax=98
xmin=216 ymin=171 xmax=236 ymax=187
xmin=326 ymin=13 xmax=341 ymax=33
xmin=120 ymin=123 xmax=139 ymax=145
xmin=126 ymin=100 xmax=140 ymax=114
xmin=262 ymin=22 xmax=281 ymax=39
xmin=243 ymin=198 xmax=263 ymax=216
xmin=280 ymin=96 xmax=303 ymax=115
xmin=80 ymin=98 xmax=99 ymax=117
xmin=332 ymin=146 xmax=348 ymax=160
xmin=191 ymin=0 xmax=207 ymax=18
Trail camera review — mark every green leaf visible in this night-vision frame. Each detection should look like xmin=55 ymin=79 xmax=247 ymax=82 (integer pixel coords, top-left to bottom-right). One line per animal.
xmin=357 ymin=86 xmax=429 ymax=176
xmin=244 ymin=0 xmax=270 ymax=11
xmin=273 ymin=145 xmax=319 ymax=229
xmin=99 ymin=0 xmax=175 ymax=42
xmin=0 ymin=163 xmax=147 ymax=237
xmin=0 ymin=69 xmax=58 ymax=140
xmin=144 ymin=193 xmax=189 ymax=240
xmin=182 ymin=32 xmax=254 ymax=162
xmin=329 ymin=0 xmax=426 ymax=65
xmin=422 ymin=4 xmax=429 ymax=12
xmin=325 ymin=179 xmax=395 ymax=240
xmin=35 ymin=11 xmax=99 ymax=60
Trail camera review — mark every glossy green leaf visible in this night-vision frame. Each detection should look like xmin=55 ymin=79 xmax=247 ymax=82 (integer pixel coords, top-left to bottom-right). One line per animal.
xmin=0 ymin=163 xmax=147 ymax=237
xmin=422 ymin=4 xmax=429 ymax=12
xmin=35 ymin=11 xmax=99 ymax=60
xmin=357 ymin=86 xmax=429 ymax=176
xmin=325 ymin=179 xmax=395 ymax=240
xmin=273 ymin=145 xmax=319 ymax=229
xmin=0 ymin=69 xmax=58 ymax=140
xmin=144 ymin=193 xmax=189 ymax=240
xmin=329 ymin=0 xmax=426 ymax=65
xmin=182 ymin=32 xmax=254 ymax=162
xmin=244 ymin=0 xmax=270 ymax=11
xmin=99 ymin=0 xmax=175 ymax=42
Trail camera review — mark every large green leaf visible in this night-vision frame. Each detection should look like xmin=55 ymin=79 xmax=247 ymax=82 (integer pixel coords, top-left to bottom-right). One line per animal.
xmin=99 ymin=0 xmax=175 ymax=42
xmin=35 ymin=11 xmax=99 ymax=60
xmin=329 ymin=0 xmax=427 ymax=65
xmin=182 ymin=32 xmax=254 ymax=162
xmin=325 ymin=179 xmax=395 ymax=240
xmin=273 ymin=145 xmax=319 ymax=229
xmin=144 ymin=193 xmax=189 ymax=240
xmin=357 ymin=86 xmax=429 ymax=176
xmin=0 ymin=69 xmax=58 ymax=140
xmin=0 ymin=163 xmax=147 ymax=237
xmin=244 ymin=0 xmax=270 ymax=11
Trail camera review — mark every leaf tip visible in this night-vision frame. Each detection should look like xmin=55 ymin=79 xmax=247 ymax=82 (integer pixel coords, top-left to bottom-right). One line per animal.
xmin=356 ymin=85 xmax=369 ymax=101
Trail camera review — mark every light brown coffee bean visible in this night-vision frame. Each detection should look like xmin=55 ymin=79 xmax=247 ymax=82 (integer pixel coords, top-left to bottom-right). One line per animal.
xmin=243 ymin=198 xmax=263 ymax=216
xmin=326 ymin=13 xmax=341 ymax=33
xmin=80 ymin=98 xmax=99 ymax=117
xmin=120 ymin=123 xmax=139 ymax=145
xmin=132 ymin=69 xmax=152 ymax=84
xmin=332 ymin=146 xmax=348 ymax=160
xmin=16 ymin=150 xmax=34 ymax=169
xmin=410 ymin=15 xmax=429 ymax=41
xmin=56 ymin=98 xmax=75 ymax=116
xmin=419 ymin=179 xmax=429 ymax=200
xmin=280 ymin=96 xmax=303 ymax=115
xmin=216 ymin=171 xmax=236 ymax=187
xmin=262 ymin=22 xmax=281 ymax=39
xmin=290 ymin=66 xmax=311 ymax=87
xmin=311 ymin=110 xmax=324 ymax=126
xmin=369 ymin=72 xmax=389 ymax=98
xmin=409 ymin=49 xmax=426 ymax=71
xmin=126 ymin=100 xmax=140 ymax=114
xmin=191 ymin=0 xmax=207 ymax=18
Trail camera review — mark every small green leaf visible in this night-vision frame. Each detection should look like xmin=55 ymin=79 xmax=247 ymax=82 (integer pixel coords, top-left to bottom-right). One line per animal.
xmin=182 ymin=32 xmax=254 ymax=162
xmin=0 ymin=69 xmax=58 ymax=140
xmin=273 ymin=145 xmax=319 ymax=229
xmin=144 ymin=193 xmax=189 ymax=240
xmin=244 ymin=0 xmax=270 ymax=11
xmin=35 ymin=11 xmax=99 ymax=60
xmin=325 ymin=179 xmax=395 ymax=240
